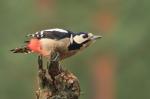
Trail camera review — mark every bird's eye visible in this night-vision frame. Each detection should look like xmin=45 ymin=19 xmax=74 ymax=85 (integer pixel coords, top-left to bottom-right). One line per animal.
xmin=83 ymin=34 xmax=88 ymax=38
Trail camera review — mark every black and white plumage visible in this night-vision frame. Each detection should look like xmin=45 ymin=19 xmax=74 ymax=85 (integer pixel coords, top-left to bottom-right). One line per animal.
xmin=27 ymin=29 xmax=72 ymax=40
xmin=11 ymin=28 xmax=102 ymax=61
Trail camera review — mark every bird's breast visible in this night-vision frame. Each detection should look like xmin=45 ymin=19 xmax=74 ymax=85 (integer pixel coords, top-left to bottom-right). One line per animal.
xmin=39 ymin=38 xmax=75 ymax=59
xmin=39 ymin=39 xmax=59 ymax=56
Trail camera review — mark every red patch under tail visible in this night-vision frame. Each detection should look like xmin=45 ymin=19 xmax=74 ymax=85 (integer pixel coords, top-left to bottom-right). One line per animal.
xmin=27 ymin=38 xmax=42 ymax=53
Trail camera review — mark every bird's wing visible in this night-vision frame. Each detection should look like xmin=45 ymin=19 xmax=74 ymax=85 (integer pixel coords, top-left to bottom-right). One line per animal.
xmin=27 ymin=28 xmax=72 ymax=40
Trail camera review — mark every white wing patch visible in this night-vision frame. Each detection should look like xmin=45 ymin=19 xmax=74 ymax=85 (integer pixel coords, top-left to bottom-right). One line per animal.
xmin=44 ymin=28 xmax=68 ymax=33
xmin=27 ymin=28 xmax=68 ymax=38
xmin=40 ymin=31 xmax=44 ymax=37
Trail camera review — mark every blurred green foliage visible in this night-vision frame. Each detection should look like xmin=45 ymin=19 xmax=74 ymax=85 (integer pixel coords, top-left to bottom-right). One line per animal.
xmin=0 ymin=0 xmax=150 ymax=99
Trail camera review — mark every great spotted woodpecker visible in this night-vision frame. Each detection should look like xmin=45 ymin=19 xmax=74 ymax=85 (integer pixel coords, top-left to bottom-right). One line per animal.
xmin=11 ymin=28 xmax=102 ymax=61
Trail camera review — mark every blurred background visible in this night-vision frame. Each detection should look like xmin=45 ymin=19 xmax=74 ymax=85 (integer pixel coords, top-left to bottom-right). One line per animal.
xmin=0 ymin=0 xmax=150 ymax=99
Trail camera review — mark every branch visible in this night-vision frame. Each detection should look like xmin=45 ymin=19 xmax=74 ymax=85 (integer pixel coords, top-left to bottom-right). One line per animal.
xmin=35 ymin=56 xmax=80 ymax=99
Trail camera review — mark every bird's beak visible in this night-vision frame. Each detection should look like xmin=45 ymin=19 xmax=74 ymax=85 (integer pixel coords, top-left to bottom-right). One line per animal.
xmin=91 ymin=35 xmax=102 ymax=40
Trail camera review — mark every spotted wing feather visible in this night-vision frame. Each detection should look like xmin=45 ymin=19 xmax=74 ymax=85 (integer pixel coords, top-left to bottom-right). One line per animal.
xmin=27 ymin=29 xmax=73 ymax=40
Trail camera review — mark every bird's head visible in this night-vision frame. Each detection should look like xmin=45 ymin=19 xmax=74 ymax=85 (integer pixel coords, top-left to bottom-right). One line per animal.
xmin=69 ymin=32 xmax=102 ymax=50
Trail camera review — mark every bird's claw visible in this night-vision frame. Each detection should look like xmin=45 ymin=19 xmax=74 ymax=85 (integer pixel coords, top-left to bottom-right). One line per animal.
xmin=51 ymin=52 xmax=60 ymax=62
xmin=38 ymin=55 xmax=43 ymax=70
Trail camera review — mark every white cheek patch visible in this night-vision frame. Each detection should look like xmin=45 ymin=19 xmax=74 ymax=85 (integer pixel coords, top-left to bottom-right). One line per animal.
xmin=73 ymin=35 xmax=88 ymax=44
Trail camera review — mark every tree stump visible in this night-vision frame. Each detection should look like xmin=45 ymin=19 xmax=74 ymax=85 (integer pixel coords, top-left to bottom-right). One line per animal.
xmin=36 ymin=56 xmax=80 ymax=99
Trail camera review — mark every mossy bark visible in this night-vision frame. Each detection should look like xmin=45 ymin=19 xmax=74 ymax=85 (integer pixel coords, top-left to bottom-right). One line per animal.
xmin=36 ymin=56 xmax=80 ymax=99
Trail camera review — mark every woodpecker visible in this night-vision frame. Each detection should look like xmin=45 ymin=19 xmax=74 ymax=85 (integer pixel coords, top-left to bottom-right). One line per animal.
xmin=11 ymin=28 xmax=102 ymax=61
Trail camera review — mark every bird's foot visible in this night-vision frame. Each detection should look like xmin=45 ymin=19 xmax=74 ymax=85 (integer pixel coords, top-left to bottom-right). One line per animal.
xmin=51 ymin=52 xmax=60 ymax=62
xmin=47 ymin=60 xmax=63 ymax=80
xmin=38 ymin=55 xmax=43 ymax=70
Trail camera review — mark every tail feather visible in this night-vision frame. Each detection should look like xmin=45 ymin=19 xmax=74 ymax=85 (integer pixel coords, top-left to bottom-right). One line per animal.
xmin=10 ymin=46 xmax=31 ymax=54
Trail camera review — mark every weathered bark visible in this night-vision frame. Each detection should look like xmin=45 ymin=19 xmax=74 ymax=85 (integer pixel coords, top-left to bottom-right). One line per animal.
xmin=36 ymin=56 xmax=80 ymax=99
